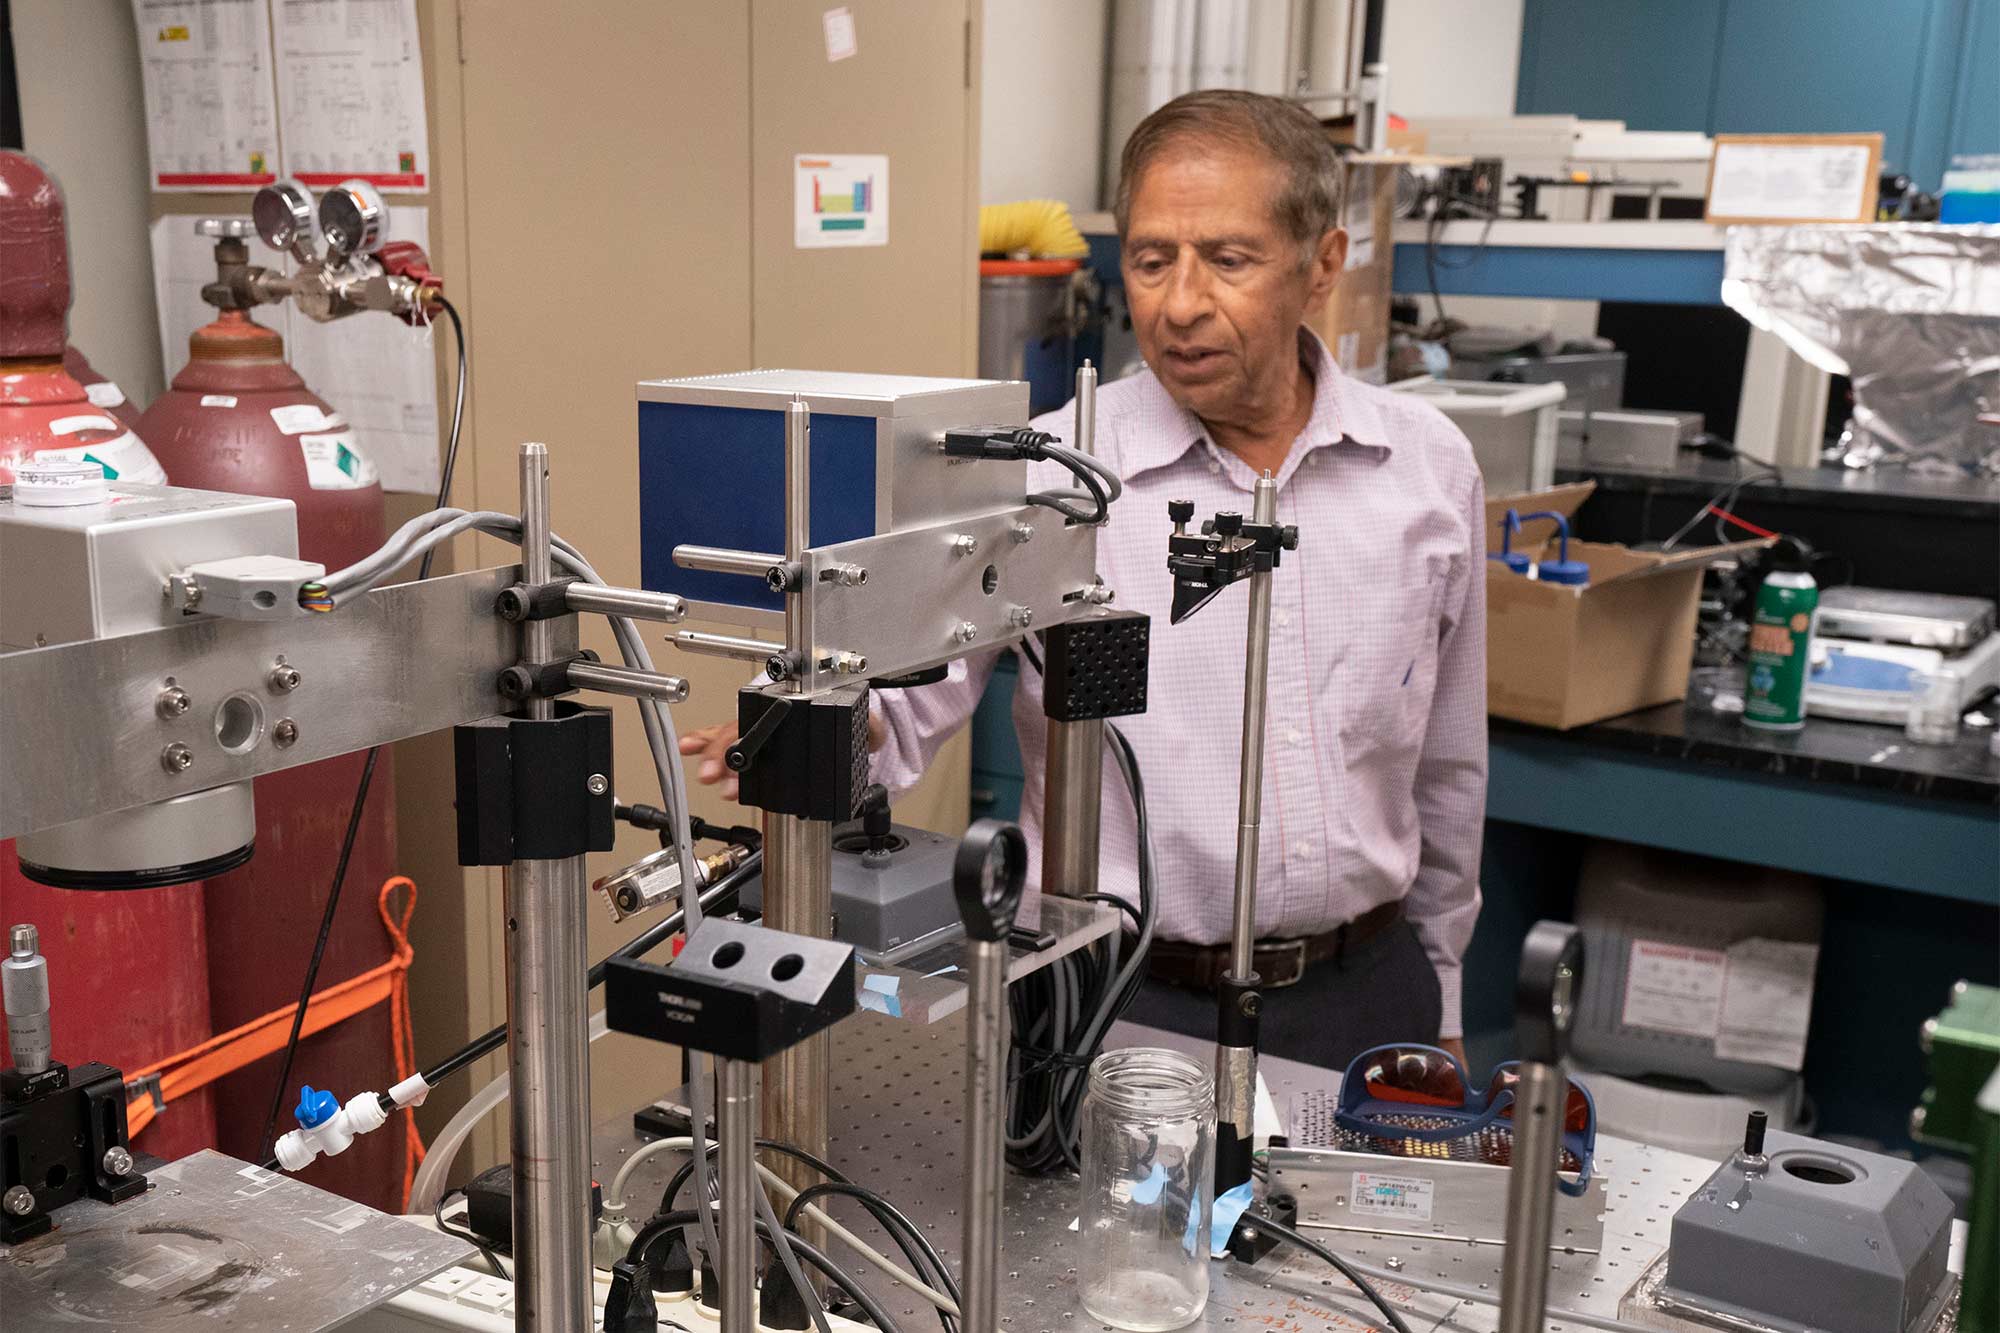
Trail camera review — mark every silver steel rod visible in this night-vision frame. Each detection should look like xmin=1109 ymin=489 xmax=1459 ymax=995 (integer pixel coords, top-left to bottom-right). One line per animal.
xmin=672 ymin=544 xmax=787 ymax=579
xmin=1227 ymin=473 xmax=1279 ymax=980
xmin=960 ymin=935 xmax=1009 ymax=1333
xmin=563 ymin=582 xmax=686 ymax=624
xmin=505 ymin=852 xmax=593 ymax=1333
xmin=507 ymin=441 xmax=594 ymax=1332
xmin=759 ymin=812 xmax=833 ymax=1201
xmin=1073 ymin=359 xmax=1098 ymax=456
xmin=784 ymin=397 xmax=818 ymax=693
xmin=717 ymin=1057 xmax=759 ymax=1333
xmin=1497 ymin=1060 xmax=1566 ymax=1333
xmin=566 ymin=659 xmax=689 ymax=704
xmin=673 ymin=629 xmax=787 ymax=663
xmin=1040 ymin=717 xmax=1103 ymax=898
xmin=518 ymin=443 xmax=555 ymax=724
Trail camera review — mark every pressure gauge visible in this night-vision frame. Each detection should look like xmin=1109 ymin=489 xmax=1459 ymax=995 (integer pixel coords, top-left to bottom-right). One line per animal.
xmin=318 ymin=179 xmax=388 ymax=259
xmin=252 ymin=180 xmax=315 ymax=252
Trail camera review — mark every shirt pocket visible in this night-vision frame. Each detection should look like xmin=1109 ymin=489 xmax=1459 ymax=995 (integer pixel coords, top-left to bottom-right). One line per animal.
xmin=1340 ymin=571 xmax=1449 ymax=758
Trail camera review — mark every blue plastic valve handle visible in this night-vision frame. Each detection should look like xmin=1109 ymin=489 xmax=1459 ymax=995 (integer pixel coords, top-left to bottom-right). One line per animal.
xmin=1516 ymin=509 xmax=1591 ymax=586
xmin=295 ymin=1085 xmax=339 ymax=1129
xmin=1489 ymin=509 xmax=1533 ymax=574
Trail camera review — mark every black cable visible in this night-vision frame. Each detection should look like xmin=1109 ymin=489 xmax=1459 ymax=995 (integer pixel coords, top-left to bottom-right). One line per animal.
xmin=628 ymin=1208 xmax=906 ymax=1333
xmin=256 ymin=300 xmax=468 ymax=1159
xmin=435 ymin=1186 xmax=510 ymax=1280
xmin=1255 ymin=1216 xmax=1414 ymax=1333
xmin=1659 ymin=465 xmax=1782 ymax=551
xmin=656 ymin=1138 xmax=850 ymax=1220
xmin=782 ymin=1181 xmax=960 ymax=1325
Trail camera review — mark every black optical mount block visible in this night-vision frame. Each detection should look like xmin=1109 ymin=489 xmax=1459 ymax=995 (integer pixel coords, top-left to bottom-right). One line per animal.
xmin=1040 ymin=611 xmax=1151 ymax=722
xmin=1165 ymin=500 xmax=1299 ymax=625
xmin=453 ymin=702 xmax=617 ymax=865
xmin=604 ymin=917 xmax=855 ymax=1062
xmin=0 ymin=1059 xmax=147 ymax=1243
xmin=728 ymin=682 xmax=871 ymax=822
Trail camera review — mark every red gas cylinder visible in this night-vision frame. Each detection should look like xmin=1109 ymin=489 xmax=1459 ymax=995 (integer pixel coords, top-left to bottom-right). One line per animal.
xmin=138 ymin=303 xmax=403 ymax=1210
xmin=0 ymin=149 xmax=212 ymax=1162
xmin=62 ymin=346 xmax=144 ymax=430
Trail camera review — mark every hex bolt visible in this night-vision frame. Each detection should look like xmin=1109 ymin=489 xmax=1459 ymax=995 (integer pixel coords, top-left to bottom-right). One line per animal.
xmin=3 ymin=1185 xmax=33 ymax=1216
xmin=103 ymin=1146 xmax=133 ymax=1177
xmin=268 ymin=663 xmax=302 ymax=693
xmin=951 ymin=621 xmax=979 ymax=644
xmin=272 ymin=719 xmax=299 ymax=748
xmin=587 ymin=773 xmax=609 ymax=796
xmin=1010 ymin=523 xmax=1034 ymax=544
xmin=1007 ymin=605 xmax=1034 ymax=629
xmin=1384 ymin=1256 xmax=1404 ymax=1272
xmin=950 ymin=534 xmax=979 ymax=557
xmin=157 ymin=686 xmax=192 ymax=719
xmin=1084 ymin=582 xmax=1116 ymax=605
xmin=819 ymin=563 xmax=868 ymax=587
xmin=161 ymin=742 xmax=194 ymax=774
xmin=832 ymin=651 xmax=870 ymax=675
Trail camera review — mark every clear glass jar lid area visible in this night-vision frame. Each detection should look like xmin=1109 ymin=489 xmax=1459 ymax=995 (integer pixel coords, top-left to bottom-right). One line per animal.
xmin=1087 ymin=1047 xmax=1215 ymax=1120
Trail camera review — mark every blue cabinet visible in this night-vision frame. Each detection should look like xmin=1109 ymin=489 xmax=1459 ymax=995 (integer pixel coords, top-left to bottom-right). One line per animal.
xmin=1516 ymin=0 xmax=1999 ymax=188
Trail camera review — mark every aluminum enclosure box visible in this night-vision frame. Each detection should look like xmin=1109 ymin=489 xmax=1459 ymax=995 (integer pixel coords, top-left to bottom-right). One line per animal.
xmin=637 ymin=370 xmax=1031 ymax=627
xmin=0 ymin=482 xmax=299 ymax=649
xmin=1659 ymin=1129 xmax=1956 ymax=1333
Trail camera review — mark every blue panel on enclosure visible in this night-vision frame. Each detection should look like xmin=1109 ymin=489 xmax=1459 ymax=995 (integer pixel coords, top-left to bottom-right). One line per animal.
xmin=638 ymin=400 xmax=877 ymax=613
xmin=1392 ymin=243 xmax=1725 ymax=305
xmin=1516 ymin=0 xmax=1724 ymax=128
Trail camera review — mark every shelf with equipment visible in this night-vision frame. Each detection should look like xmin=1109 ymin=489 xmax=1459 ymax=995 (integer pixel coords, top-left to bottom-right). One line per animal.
xmin=1393 ymin=219 xmax=1731 ymax=306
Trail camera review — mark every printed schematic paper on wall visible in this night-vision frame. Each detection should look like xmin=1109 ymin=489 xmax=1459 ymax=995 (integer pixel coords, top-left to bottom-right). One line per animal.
xmin=272 ymin=0 xmax=430 ymax=192
xmin=795 ymin=154 xmax=889 ymax=248
xmin=132 ymin=0 xmax=282 ymax=190
xmin=148 ymin=208 xmax=441 ymax=495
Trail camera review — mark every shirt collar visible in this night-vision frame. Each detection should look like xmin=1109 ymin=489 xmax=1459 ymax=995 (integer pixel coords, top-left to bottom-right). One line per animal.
xmin=1116 ymin=328 xmax=1396 ymax=483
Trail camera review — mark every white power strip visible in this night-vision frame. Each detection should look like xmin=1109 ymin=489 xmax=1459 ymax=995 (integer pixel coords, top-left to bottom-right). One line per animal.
xmin=350 ymin=1262 xmax=878 ymax=1332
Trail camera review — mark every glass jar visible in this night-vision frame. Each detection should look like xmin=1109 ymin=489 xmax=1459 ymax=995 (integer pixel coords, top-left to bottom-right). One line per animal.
xmin=1906 ymin=666 xmax=1963 ymax=745
xmin=1078 ymin=1047 xmax=1215 ymax=1331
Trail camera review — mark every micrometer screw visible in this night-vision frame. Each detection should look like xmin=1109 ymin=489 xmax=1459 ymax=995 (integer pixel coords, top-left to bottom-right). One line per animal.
xmin=3 ymin=1185 xmax=33 ymax=1216
xmin=268 ymin=663 xmax=302 ymax=693
xmin=587 ymin=773 xmax=609 ymax=796
xmin=161 ymin=743 xmax=195 ymax=774
xmin=157 ymin=686 xmax=192 ymax=719
xmin=103 ymin=1147 xmax=133 ymax=1177
xmin=272 ymin=719 xmax=299 ymax=748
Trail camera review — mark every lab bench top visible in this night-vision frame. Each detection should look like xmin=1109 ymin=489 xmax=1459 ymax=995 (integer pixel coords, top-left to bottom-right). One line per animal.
xmin=1556 ymin=452 xmax=2000 ymax=516
xmin=1495 ymin=668 xmax=1999 ymax=807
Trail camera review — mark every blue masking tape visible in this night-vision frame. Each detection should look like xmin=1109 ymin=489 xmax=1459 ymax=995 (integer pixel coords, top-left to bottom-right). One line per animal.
xmin=862 ymin=973 xmax=901 ymax=996
xmin=857 ymin=989 xmax=902 ymax=1018
xmin=1130 ymin=1161 xmax=1169 ymax=1205
xmin=1209 ymin=1181 xmax=1256 ymax=1257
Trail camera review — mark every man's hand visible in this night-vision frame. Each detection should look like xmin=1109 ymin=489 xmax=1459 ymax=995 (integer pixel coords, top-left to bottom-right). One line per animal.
xmin=1438 ymin=1037 xmax=1467 ymax=1067
xmin=677 ymin=714 xmax=887 ymax=803
xmin=678 ymin=722 xmax=741 ymax=799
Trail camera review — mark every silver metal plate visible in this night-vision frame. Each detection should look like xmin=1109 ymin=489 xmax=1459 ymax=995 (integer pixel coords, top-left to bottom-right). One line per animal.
xmin=0 ymin=1150 xmax=471 ymax=1331
xmin=807 ymin=504 xmax=1100 ymax=681
xmin=0 ymin=566 xmax=569 ymax=837
xmin=597 ymin=1018 xmax=1722 ymax=1332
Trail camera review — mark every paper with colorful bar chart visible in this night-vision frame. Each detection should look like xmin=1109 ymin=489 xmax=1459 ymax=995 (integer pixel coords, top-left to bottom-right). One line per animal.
xmin=794 ymin=153 xmax=889 ymax=248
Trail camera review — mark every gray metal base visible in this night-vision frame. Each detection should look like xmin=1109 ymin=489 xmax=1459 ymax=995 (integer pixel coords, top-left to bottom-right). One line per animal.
xmin=596 ymin=1014 xmax=1729 ymax=1332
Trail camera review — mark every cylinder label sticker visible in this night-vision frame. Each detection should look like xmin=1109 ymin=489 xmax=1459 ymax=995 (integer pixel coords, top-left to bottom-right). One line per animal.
xmin=200 ymin=394 xmax=239 ymax=408
xmin=1349 ymin=1172 xmax=1434 ymax=1222
xmin=84 ymin=381 xmax=128 ymax=409
xmin=299 ymin=431 xmax=378 ymax=489
xmin=33 ymin=432 xmax=168 ymax=485
xmin=271 ymin=403 xmax=338 ymax=435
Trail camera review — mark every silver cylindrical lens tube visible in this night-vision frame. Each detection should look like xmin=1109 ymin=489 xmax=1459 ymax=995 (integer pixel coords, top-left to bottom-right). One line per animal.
xmin=2 ymin=925 xmax=52 ymax=1076
xmin=563 ymin=583 xmax=686 ymax=624
xmin=672 ymin=545 xmax=787 ymax=579
xmin=566 ymin=660 xmax=689 ymax=704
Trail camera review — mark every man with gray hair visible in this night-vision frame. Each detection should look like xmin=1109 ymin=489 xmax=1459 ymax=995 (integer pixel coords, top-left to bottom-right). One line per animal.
xmin=686 ymin=89 xmax=1486 ymax=1068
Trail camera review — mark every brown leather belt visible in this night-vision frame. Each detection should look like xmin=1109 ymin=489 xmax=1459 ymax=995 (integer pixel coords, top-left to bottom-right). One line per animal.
xmin=1146 ymin=900 xmax=1404 ymax=991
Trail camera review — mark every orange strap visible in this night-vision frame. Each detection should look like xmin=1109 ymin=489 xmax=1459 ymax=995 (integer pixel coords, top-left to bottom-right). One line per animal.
xmin=126 ymin=878 xmax=428 ymax=1205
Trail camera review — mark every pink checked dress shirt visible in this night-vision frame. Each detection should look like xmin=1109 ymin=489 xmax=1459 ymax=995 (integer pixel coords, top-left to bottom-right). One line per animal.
xmin=872 ymin=331 xmax=1487 ymax=1036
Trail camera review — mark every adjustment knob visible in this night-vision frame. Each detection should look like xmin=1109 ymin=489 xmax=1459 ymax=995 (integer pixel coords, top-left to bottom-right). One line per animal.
xmin=1213 ymin=511 xmax=1243 ymax=538
xmin=1167 ymin=499 xmax=1195 ymax=525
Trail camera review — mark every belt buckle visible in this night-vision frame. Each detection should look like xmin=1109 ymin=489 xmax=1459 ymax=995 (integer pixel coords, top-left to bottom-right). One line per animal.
xmin=1259 ymin=937 xmax=1309 ymax=989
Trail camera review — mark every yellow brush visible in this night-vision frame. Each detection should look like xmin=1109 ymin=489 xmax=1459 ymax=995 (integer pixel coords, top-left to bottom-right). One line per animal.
xmin=978 ymin=199 xmax=1089 ymax=259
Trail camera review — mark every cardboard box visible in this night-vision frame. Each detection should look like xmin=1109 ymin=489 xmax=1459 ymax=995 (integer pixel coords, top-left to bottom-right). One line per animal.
xmin=1316 ymin=159 xmax=1397 ymax=382
xmin=1485 ymin=482 xmax=1767 ymax=728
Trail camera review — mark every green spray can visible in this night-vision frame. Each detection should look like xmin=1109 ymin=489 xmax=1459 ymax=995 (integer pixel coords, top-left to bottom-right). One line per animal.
xmin=1743 ymin=538 xmax=1817 ymax=731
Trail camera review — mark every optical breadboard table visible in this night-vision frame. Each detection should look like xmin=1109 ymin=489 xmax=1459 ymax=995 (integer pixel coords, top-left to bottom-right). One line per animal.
xmin=603 ymin=1018 xmax=1762 ymax=1332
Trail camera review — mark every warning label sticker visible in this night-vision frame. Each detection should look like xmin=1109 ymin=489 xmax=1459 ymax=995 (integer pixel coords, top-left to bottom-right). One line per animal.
xmin=299 ymin=431 xmax=378 ymax=490
xmin=1622 ymin=939 xmax=1726 ymax=1038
